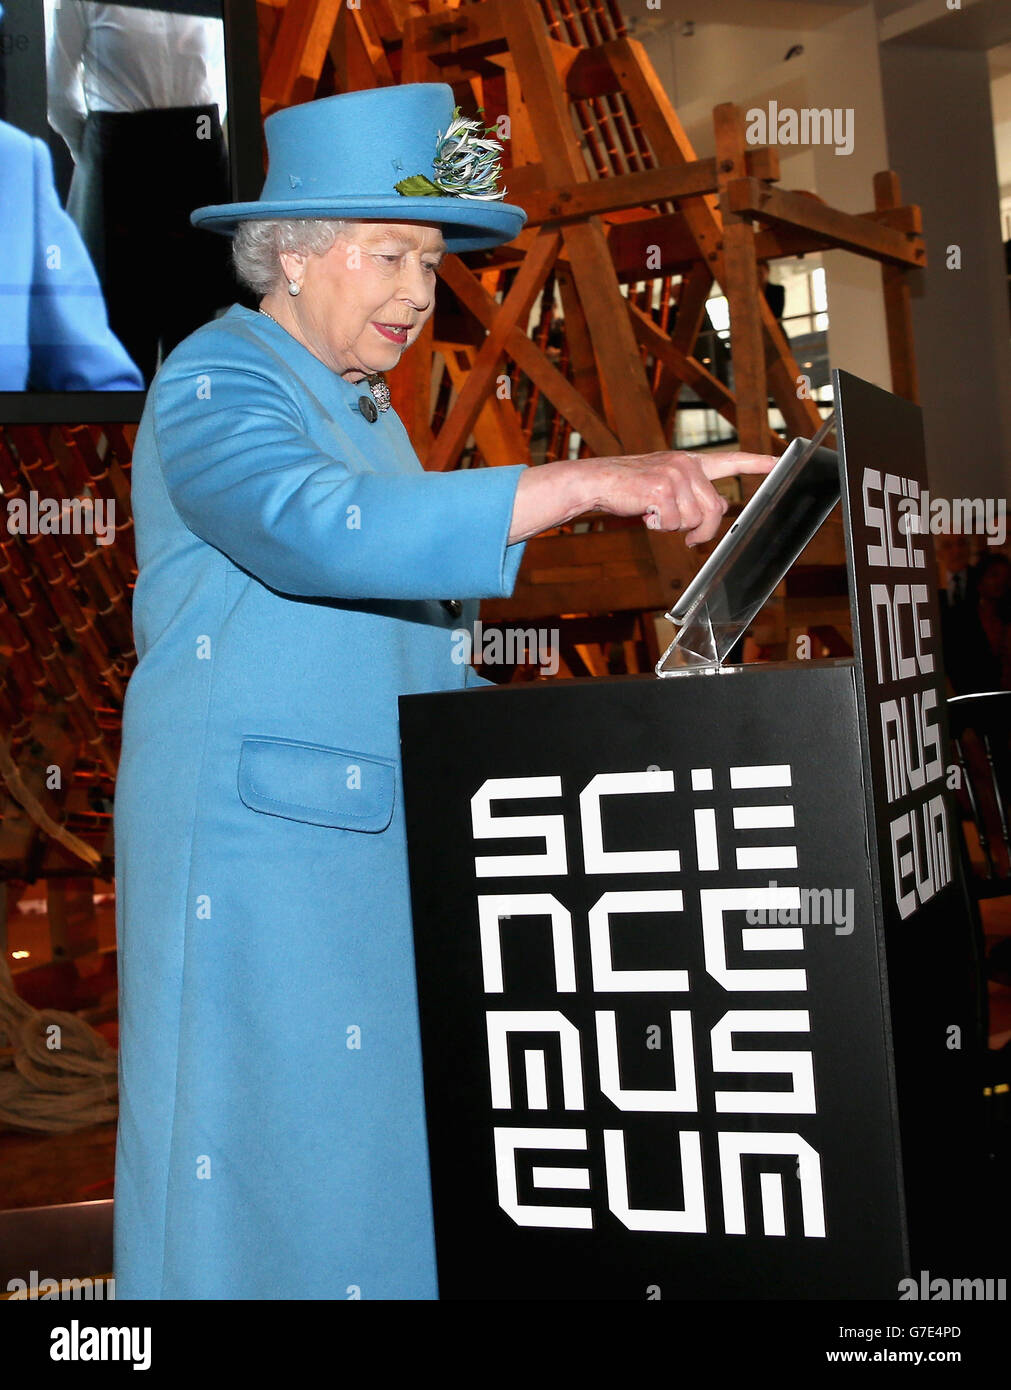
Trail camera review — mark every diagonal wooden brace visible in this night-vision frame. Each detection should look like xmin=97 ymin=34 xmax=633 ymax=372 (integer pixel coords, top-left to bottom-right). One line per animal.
xmin=427 ymin=229 xmax=563 ymax=472
xmin=438 ymin=254 xmax=622 ymax=460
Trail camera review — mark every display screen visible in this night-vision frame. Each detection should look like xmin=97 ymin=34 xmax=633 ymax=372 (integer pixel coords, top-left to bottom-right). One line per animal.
xmin=0 ymin=0 xmax=240 ymax=411
xmin=669 ymin=416 xmax=840 ymax=630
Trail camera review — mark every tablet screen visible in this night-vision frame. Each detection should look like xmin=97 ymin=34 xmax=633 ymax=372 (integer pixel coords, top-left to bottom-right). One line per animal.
xmin=668 ymin=415 xmax=839 ymax=629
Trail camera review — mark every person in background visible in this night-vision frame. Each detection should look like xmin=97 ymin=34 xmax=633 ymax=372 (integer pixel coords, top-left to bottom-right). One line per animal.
xmin=937 ymin=534 xmax=1002 ymax=694
xmin=45 ymin=0 xmax=233 ymax=383
xmin=758 ymin=259 xmax=785 ymax=322
xmin=974 ymin=552 xmax=1011 ymax=691
xmin=0 ymin=0 xmax=141 ymax=390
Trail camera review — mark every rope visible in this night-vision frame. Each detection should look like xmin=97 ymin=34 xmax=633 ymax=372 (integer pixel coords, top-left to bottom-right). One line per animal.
xmin=0 ymin=740 xmax=103 ymax=869
xmin=0 ymin=953 xmax=117 ymax=1132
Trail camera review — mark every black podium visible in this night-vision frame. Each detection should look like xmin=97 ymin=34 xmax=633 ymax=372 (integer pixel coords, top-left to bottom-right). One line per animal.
xmin=398 ymin=372 xmax=986 ymax=1300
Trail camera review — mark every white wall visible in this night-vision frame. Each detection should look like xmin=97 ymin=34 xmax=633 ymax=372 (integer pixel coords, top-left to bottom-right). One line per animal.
xmin=630 ymin=2 xmax=1011 ymax=483
xmin=802 ymin=4 xmax=891 ymax=390
xmin=879 ymin=40 xmax=1011 ymax=496
xmin=637 ymin=5 xmax=892 ymax=389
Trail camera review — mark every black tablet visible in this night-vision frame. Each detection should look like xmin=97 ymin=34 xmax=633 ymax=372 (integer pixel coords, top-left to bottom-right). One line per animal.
xmin=668 ymin=414 xmax=840 ymax=629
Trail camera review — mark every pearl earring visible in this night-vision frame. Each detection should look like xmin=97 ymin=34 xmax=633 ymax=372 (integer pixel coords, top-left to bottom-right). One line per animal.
xmin=288 ymin=280 xmax=301 ymax=296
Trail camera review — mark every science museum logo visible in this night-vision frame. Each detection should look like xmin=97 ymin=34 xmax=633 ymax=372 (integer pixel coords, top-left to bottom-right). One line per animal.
xmin=745 ymin=102 xmax=854 ymax=157
xmin=469 ymin=762 xmax=830 ymax=1240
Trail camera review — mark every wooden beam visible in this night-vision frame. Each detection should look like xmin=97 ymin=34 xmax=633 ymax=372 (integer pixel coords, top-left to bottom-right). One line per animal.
xmin=499 ymin=2 xmax=668 ymax=455
xmin=328 ymin=5 xmax=380 ymax=92
xmin=556 ymin=266 xmax=605 ymax=417
xmin=388 ymin=315 xmax=435 ymax=461
xmin=404 ymin=0 xmax=513 ymax=68
xmin=260 ymin=0 xmax=342 ymax=112
xmin=606 ymin=203 xmax=922 ymax=280
xmin=514 ymin=149 xmax=780 ymax=228
xmin=360 ymin=0 xmax=403 ymax=47
xmin=603 ymin=44 xmax=824 ymax=444
xmin=427 ymin=229 xmax=561 ymax=472
xmin=401 ymin=10 xmax=442 ymax=82
xmin=350 ymin=3 xmax=395 ymax=86
xmin=566 ymin=46 xmax=626 ymax=100
xmin=493 ymin=57 xmax=541 ymax=169
xmin=607 ymin=212 xmax=708 ymax=280
xmin=562 ymin=222 xmax=671 ymax=451
xmin=442 ymin=347 xmax=531 ymax=470
xmin=499 ymin=0 xmax=586 ymax=172
xmin=726 ymin=178 xmax=926 ymax=269
xmin=761 ymin=303 xmax=832 ymax=444
xmin=714 ymin=103 xmax=769 ymax=453
xmin=438 ymin=257 xmax=622 ymax=458
xmin=481 ymin=526 xmax=695 ymax=621
xmin=664 ymin=261 xmax=713 ymax=430
xmin=874 ymin=170 xmax=919 ymax=402
xmin=602 ymin=38 xmax=724 ymax=270
xmin=626 ymin=301 xmax=739 ymax=427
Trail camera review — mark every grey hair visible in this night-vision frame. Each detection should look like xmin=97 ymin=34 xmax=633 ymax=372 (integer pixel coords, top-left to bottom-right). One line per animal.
xmin=231 ymin=218 xmax=360 ymax=296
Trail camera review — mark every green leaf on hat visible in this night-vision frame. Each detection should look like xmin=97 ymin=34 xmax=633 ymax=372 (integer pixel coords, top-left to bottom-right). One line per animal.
xmin=395 ymin=174 xmax=444 ymax=197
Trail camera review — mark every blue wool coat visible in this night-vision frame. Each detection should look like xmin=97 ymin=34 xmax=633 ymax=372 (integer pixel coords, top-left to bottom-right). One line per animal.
xmin=113 ymin=303 xmax=527 ymax=1299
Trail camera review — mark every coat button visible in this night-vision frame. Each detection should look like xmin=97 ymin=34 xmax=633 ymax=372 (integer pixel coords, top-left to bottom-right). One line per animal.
xmin=441 ymin=600 xmax=463 ymax=618
xmin=357 ymin=395 xmax=378 ymax=423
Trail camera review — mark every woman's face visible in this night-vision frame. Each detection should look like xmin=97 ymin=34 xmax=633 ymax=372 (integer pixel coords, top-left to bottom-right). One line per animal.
xmin=280 ymin=221 xmax=446 ymax=382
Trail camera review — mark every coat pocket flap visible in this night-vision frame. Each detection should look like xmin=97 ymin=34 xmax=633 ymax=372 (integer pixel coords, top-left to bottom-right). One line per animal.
xmin=237 ymin=736 xmax=396 ymax=832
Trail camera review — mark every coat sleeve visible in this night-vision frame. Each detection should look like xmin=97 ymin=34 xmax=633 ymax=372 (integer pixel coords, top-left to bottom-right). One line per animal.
xmin=151 ymin=343 xmax=528 ymax=602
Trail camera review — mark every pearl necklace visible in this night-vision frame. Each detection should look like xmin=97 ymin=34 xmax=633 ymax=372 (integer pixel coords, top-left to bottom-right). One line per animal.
xmin=257 ymin=308 xmax=390 ymax=411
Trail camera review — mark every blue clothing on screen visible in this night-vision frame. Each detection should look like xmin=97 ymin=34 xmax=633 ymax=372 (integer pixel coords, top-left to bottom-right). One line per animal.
xmin=0 ymin=118 xmax=142 ymax=390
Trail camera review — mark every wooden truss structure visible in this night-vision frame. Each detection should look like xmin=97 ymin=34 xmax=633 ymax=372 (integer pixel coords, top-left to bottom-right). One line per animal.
xmin=0 ymin=0 xmax=924 ymax=889
xmin=259 ymin=0 xmax=924 ymax=645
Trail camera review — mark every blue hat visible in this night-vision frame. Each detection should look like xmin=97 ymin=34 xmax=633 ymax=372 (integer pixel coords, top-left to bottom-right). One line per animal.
xmin=191 ymin=84 xmax=527 ymax=253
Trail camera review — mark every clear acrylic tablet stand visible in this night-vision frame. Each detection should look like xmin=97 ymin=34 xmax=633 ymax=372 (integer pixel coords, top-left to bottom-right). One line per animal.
xmin=654 ymin=592 xmax=766 ymax=677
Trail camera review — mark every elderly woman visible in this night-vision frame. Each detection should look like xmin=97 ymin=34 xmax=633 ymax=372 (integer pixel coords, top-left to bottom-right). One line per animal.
xmin=113 ymin=83 xmax=772 ymax=1300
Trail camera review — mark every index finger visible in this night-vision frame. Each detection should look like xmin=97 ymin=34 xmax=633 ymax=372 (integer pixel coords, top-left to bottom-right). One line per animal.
xmin=694 ymin=451 xmax=779 ymax=481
